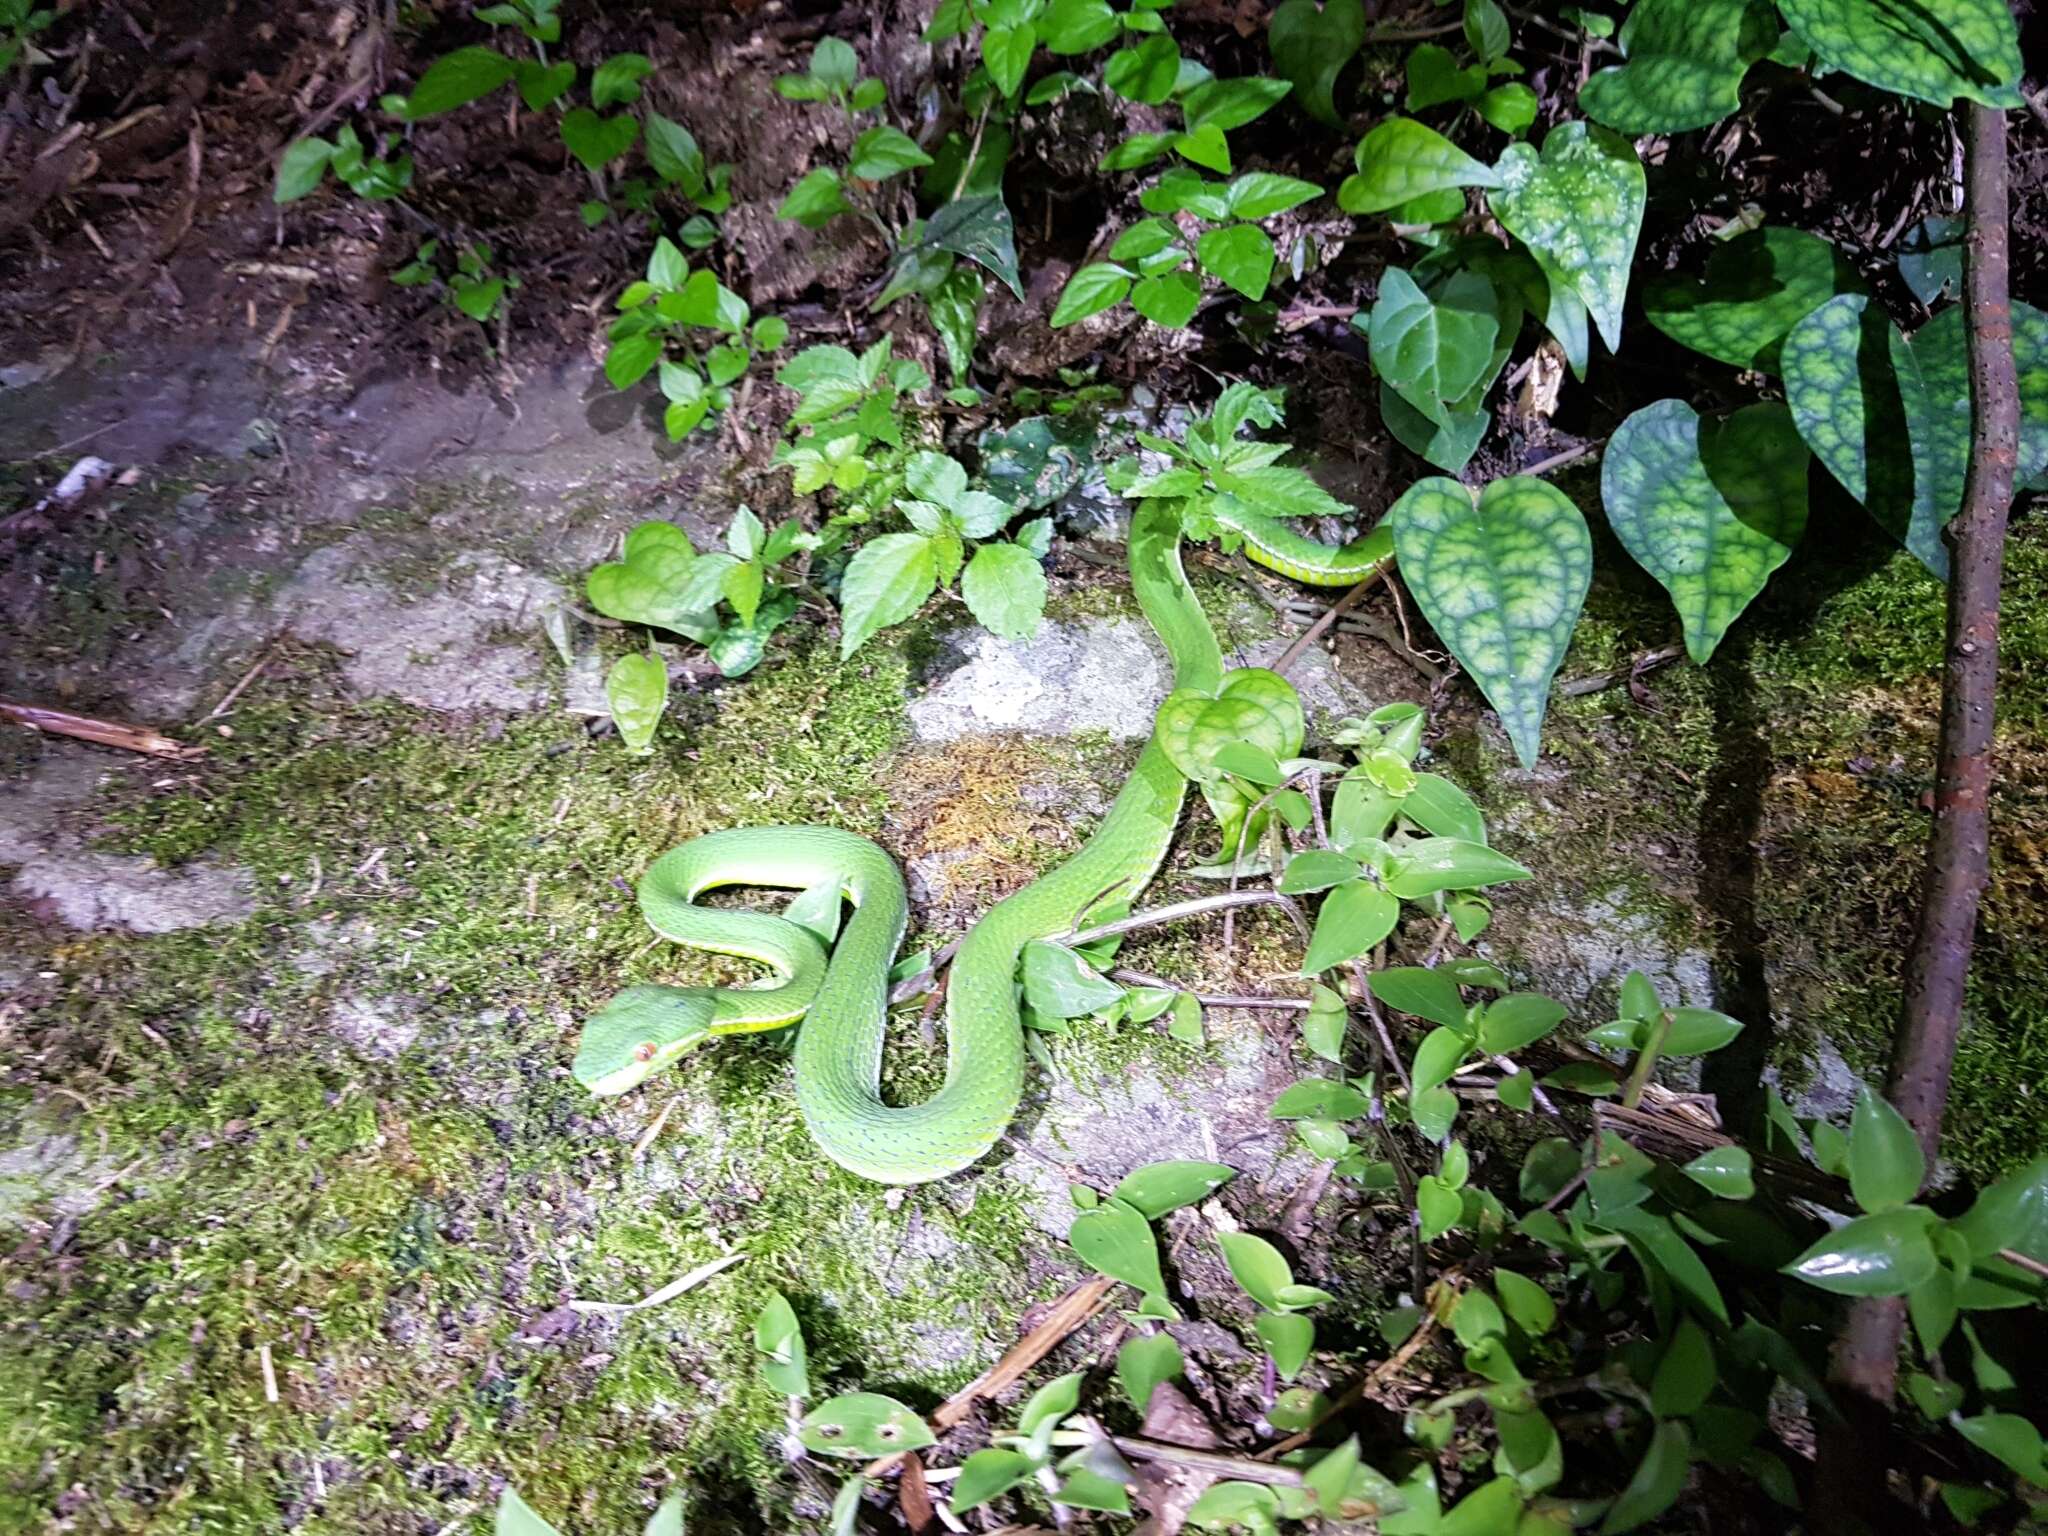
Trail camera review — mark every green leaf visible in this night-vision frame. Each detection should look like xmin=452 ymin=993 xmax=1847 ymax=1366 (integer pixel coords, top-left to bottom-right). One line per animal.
xmin=1785 ymin=1206 xmax=1939 ymax=1296
xmin=1271 ymin=1079 xmax=1373 ymax=1121
xmin=1105 ymin=32 xmax=1180 ymax=103
xmin=605 ymin=653 xmax=668 ymax=754
xmin=642 ymin=112 xmax=705 ymax=188
xmin=1184 ymin=76 xmax=1293 ymax=135
xmin=1477 ymin=994 xmax=1567 ymax=1055
xmin=809 ymin=37 xmax=859 ymax=92
xmin=1043 ymin=0 xmax=1120 ymax=53
xmin=1113 ymin=1160 xmax=1235 ymax=1218
xmin=1195 ymin=224 xmax=1276 ymax=301
xmin=1848 ymin=1082 xmax=1925 ymax=1212
xmin=1280 ymin=849 xmax=1364 ymax=895
xmin=1070 ymin=1198 xmax=1167 ymax=1293
xmin=799 ymin=1393 xmax=936 ymax=1459
xmin=1301 ymin=879 xmax=1399 ymax=973
xmin=1403 ymin=773 xmax=1486 ymax=842
xmin=951 ymin=1448 xmax=1037 ymax=1510
xmin=1268 ymin=0 xmax=1366 ymax=126
xmin=1168 ymin=992 xmax=1204 ymax=1043
xmin=1897 ymin=215 xmax=1965 ymax=306
xmin=848 ymin=124 xmax=933 ymax=180
xmin=1218 ymin=1232 xmax=1295 ymax=1309
xmin=1369 ymin=268 xmax=1501 ymax=429
xmin=1187 ymin=1482 xmax=1281 ymax=1532
xmin=1370 ymin=966 xmax=1467 ymax=1029
xmin=827 ymin=1477 xmax=864 ymax=1536
xmin=1051 ymin=262 xmax=1132 ymax=327
xmin=1386 ymin=836 xmax=1533 ymax=899
xmin=1302 ymin=985 xmax=1348 ymax=1062
xmin=1019 ymin=1372 xmax=1084 ymax=1434
xmin=1681 ymin=1146 xmax=1755 ymax=1200
xmin=777 ymin=166 xmax=851 ymax=228
xmin=1488 ymin=121 xmax=1644 ymax=353
xmin=1407 ymin=43 xmax=1486 ymax=110
xmin=1118 ymin=1332 xmax=1184 ymax=1413
xmin=587 ymin=520 xmax=702 ymax=630
xmin=1416 ymin=1174 xmax=1462 ymax=1240
xmin=590 ymin=52 xmax=654 ymax=109
xmin=273 ymin=137 xmax=335 ymax=203
xmin=1227 ymin=172 xmax=1323 ymax=220
xmin=1339 ymin=117 xmax=1501 ymax=215
xmin=837 ymin=532 xmax=937 ymax=657
xmin=982 ymin=23 xmax=1036 ymax=98
xmin=1023 ymin=940 xmax=1123 ymax=1018
xmin=1578 ymin=0 xmax=1778 ymax=133
xmin=1519 ymin=1138 xmax=1581 ymax=1203
xmin=754 ymin=1292 xmax=810 ymax=1397
xmin=1132 ymin=270 xmax=1203 ymax=328
xmin=1645 ymin=226 xmax=1866 ymax=374
xmin=1598 ymin=1421 xmax=1691 ymax=1533
xmin=1439 ymin=1477 xmax=1519 ymax=1535
xmin=1476 ymin=83 xmax=1537 ymax=135
xmin=1953 ymin=1413 xmax=2048 ymax=1488
xmin=404 ymin=46 xmax=518 ymax=118
xmin=1255 ymin=1310 xmax=1316 ymax=1379
xmin=1411 ymin=1026 xmax=1471 ymax=1098
xmin=1651 ymin=1318 xmax=1716 ymax=1417
xmin=1493 ymin=1270 xmax=1556 ymax=1335
xmin=1463 ymin=0 xmax=1510 ymax=62
xmin=1775 ymin=0 xmax=2022 ymax=108
xmin=1952 ymin=1155 xmax=2048 ymax=1301
xmin=961 ymin=542 xmax=1046 ymax=641
xmin=496 ymin=1488 xmax=564 ymax=1536
xmin=1600 ymin=399 xmax=1809 ymax=664
xmin=1388 ymin=475 xmax=1592 ymax=768
xmin=560 ymin=108 xmax=639 ymax=171
xmin=1662 ymin=1007 xmax=1745 ymax=1055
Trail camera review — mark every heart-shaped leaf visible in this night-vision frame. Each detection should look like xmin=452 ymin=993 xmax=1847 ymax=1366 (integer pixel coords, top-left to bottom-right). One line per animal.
xmin=1643 ymin=226 xmax=1867 ymax=373
xmin=1339 ymin=117 xmax=1501 ymax=215
xmin=1579 ymin=0 xmax=1779 ymax=133
xmin=952 ymin=1449 xmax=1038 ymax=1511
xmin=1601 ymin=399 xmax=1809 ymax=663
xmin=1268 ymin=0 xmax=1366 ymax=126
xmin=1388 ymin=476 xmax=1592 ymax=768
xmin=1775 ymin=0 xmax=2022 ymax=109
xmin=1070 ymin=1198 xmax=1167 ymax=1294
xmin=1023 ymin=940 xmax=1123 ymax=1019
xmin=560 ymin=107 xmax=640 ymax=171
xmin=604 ymin=653 xmax=668 ymax=754
xmin=1488 ymin=122 xmax=1645 ymax=353
xmin=587 ymin=520 xmax=706 ymax=631
xmin=1368 ymin=268 xmax=1502 ymax=429
xmin=1154 ymin=668 xmax=1305 ymax=783
xmin=799 ymin=1393 xmax=936 ymax=1458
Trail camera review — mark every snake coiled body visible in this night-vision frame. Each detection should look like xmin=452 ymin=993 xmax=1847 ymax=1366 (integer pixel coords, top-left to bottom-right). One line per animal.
xmin=573 ymin=501 xmax=1390 ymax=1182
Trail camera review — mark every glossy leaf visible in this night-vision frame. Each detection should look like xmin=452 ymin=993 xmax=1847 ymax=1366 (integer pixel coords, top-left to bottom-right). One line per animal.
xmin=1196 ymin=224 xmax=1276 ymax=301
xmin=1681 ymin=1146 xmax=1755 ymax=1200
xmin=1255 ymin=1310 xmax=1316 ymax=1379
xmin=1598 ymin=1421 xmax=1691 ymax=1533
xmin=1051 ymin=262 xmax=1132 ymax=327
xmin=1371 ymin=967 xmax=1468 ymax=1029
xmin=1404 ymin=773 xmax=1486 ymax=842
xmin=1952 ymin=1155 xmax=2048 ymax=1301
xmin=1389 ymin=476 xmax=1591 ymax=768
xmin=798 ymin=1393 xmax=936 ymax=1458
xmin=1600 ymin=400 xmax=1808 ymax=663
xmin=951 ymin=1448 xmax=1037 ymax=1510
xmin=1954 ymin=1413 xmax=2048 ymax=1488
xmin=961 ymin=542 xmax=1046 ymax=642
xmin=1643 ymin=226 xmax=1866 ymax=373
xmin=1117 ymin=1331 xmax=1183 ymax=1413
xmin=1271 ymin=1079 xmax=1374 ymax=1121
xmin=1339 ymin=117 xmax=1501 ymax=215
xmin=1662 ymin=1007 xmax=1744 ymax=1055
xmin=1478 ymin=994 xmax=1568 ymax=1055
xmin=1113 ymin=1160 xmax=1235 ymax=1218
xmin=1071 ymin=1198 xmax=1167 ymax=1293
xmin=923 ymin=195 xmax=1025 ymax=299
xmin=1387 ymin=838 xmax=1532 ymax=899
xmin=1268 ymin=0 xmax=1366 ymax=126
xmin=1280 ymin=850 xmax=1363 ymax=895
xmin=1302 ymin=985 xmax=1348 ymax=1062
xmin=1579 ymin=0 xmax=1778 ymax=133
xmin=837 ymin=532 xmax=937 ymax=656
xmin=754 ymin=1292 xmax=810 ymax=1397
xmin=1488 ymin=122 xmax=1645 ymax=353
xmin=1775 ymin=0 xmax=2022 ymax=108
xmin=1848 ymin=1082 xmax=1925 ymax=1212
xmin=1369 ymin=268 xmax=1501 ymax=429
xmin=1218 ymin=1232 xmax=1295 ymax=1309
xmin=1022 ymin=940 xmax=1123 ymax=1018
xmin=404 ymin=46 xmax=519 ymax=118
xmin=1494 ymin=1270 xmax=1557 ymax=1335
xmin=1784 ymin=1207 xmax=1939 ymax=1296
xmin=1301 ymin=878 xmax=1399 ymax=973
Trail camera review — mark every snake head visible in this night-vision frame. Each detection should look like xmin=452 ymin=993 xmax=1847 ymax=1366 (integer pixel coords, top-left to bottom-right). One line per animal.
xmin=572 ymin=985 xmax=717 ymax=1096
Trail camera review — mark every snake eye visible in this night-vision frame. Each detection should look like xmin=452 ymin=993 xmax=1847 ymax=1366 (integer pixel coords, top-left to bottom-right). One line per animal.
xmin=633 ymin=1041 xmax=657 ymax=1063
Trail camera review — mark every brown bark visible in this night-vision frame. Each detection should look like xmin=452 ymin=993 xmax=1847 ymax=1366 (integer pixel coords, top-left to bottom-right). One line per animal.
xmin=1811 ymin=103 xmax=2020 ymax=1535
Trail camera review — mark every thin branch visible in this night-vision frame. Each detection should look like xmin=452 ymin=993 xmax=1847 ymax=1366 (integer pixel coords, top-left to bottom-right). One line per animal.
xmin=1273 ymin=568 xmax=1386 ymax=675
xmin=1065 ymin=890 xmax=1309 ymax=948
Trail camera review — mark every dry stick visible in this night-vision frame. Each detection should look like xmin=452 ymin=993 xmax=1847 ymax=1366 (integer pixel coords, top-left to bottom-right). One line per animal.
xmin=1255 ymin=1307 xmax=1444 ymax=1460
xmin=1811 ymin=103 xmax=2020 ymax=1536
xmin=1065 ymin=890 xmax=1310 ymax=949
xmin=1109 ymin=966 xmax=1311 ymax=1011
xmin=0 ymin=701 xmax=202 ymax=760
xmin=1272 ymin=568 xmax=1385 ymax=676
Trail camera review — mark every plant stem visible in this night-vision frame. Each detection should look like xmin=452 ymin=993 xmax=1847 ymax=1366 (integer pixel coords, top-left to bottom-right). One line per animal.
xmin=1064 ymin=889 xmax=1306 ymax=947
xmin=1812 ymin=101 xmax=2019 ymax=1536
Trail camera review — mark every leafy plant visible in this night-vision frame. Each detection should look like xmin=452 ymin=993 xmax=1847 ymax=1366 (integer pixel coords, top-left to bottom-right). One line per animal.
xmin=391 ymin=239 xmax=521 ymax=326
xmin=603 ymin=237 xmax=787 ymax=439
xmin=1 ymin=0 xmax=59 ymax=79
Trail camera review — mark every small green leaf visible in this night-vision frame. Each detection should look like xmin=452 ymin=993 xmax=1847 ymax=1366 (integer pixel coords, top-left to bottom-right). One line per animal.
xmin=1407 ymin=42 xmax=1486 ymax=109
xmin=1071 ymin=1199 xmax=1167 ymax=1293
xmin=777 ymin=166 xmax=851 ymax=228
xmin=837 ymin=532 xmax=938 ymax=657
xmin=1218 ymin=1232 xmax=1294 ymax=1309
xmin=981 ymin=22 xmax=1036 ymax=98
xmin=273 ymin=137 xmax=335 ymax=203
xmin=1302 ymin=985 xmax=1348 ymax=1062
xmin=798 ymin=1393 xmax=936 ymax=1458
xmin=1132 ymin=270 xmax=1203 ymax=328
xmin=1050 ymin=262 xmax=1133 ymax=327
xmin=496 ymin=1488 xmax=565 ymax=1536
xmin=1388 ymin=476 xmax=1592 ymax=768
xmin=754 ymin=1292 xmax=810 ymax=1397
xmin=1370 ymin=967 xmax=1467 ymax=1029
xmin=1477 ymin=994 xmax=1567 ymax=1055
xmin=1651 ymin=1318 xmax=1716 ymax=1417
xmin=1271 ymin=1079 xmax=1373 ymax=1121
xmin=1386 ymin=837 xmax=1533 ymax=899
xmin=951 ymin=1448 xmax=1037 ymax=1510
xmin=1369 ymin=268 xmax=1501 ymax=429
xmin=1476 ymin=83 xmax=1537 ymax=135
xmin=1268 ymin=0 xmax=1367 ymax=125
xmin=1681 ymin=1146 xmax=1755 ymax=1200
xmin=1600 ymin=399 xmax=1809 ymax=663
xmin=1847 ymin=1082 xmax=1925 ymax=1212
xmin=1494 ymin=1270 xmax=1556 ymax=1335
xmin=1663 ymin=1007 xmax=1744 ymax=1055
xmin=1117 ymin=1332 xmax=1184 ymax=1413
xmin=590 ymin=52 xmax=654 ymax=109
xmin=1416 ymin=1174 xmax=1462 ymax=1240
xmin=1784 ymin=1207 xmax=1939 ymax=1296
xmin=1488 ymin=122 xmax=1645 ymax=353
xmin=1022 ymin=940 xmax=1123 ymax=1018
xmin=1104 ymin=32 xmax=1180 ymax=104
xmin=1255 ymin=1310 xmax=1316 ymax=1379
xmin=1187 ymin=1482 xmax=1281 ymax=1532
xmin=404 ymin=46 xmax=518 ymax=118
xmin=848 ymin=124 xmax=933 ymax=180
xmin=961 ymin=542 xmax=1046 ymax=642
xmin=1301 ymin=879 xmax=1399 ymax=973
xmin=559 ymin=107 xmax=639 ymax=171
xmin=1339 ymin=116 xmax=1501 ymax=215
xmin=1643 ymin=226 xmax=1866 ymax=373
xmin=1181 ymin=76 xmax=1293 ymax=135
xmin=1598 ymin=1421 xmax=1691 ymax=1533
xmin=1112 ymin=1160 xmax=1235 ymax=1218
xmin=1411 ymin=1026 xmax=1471 ymax=1098
xmin=1279 ymin=849 xmax=1364 ymax=895
xmin=1195 ymin=224 xmax=1276 ymax=301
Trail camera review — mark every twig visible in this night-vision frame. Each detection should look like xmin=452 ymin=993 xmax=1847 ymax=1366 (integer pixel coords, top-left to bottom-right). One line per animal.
xmin=1996 ymin=1248 xmax=2048 ymax=1281
xmin=1105 ymin=1436 xmax=1304 ymax=1487
xmin=199 ymin=639 xmax=281 ymax=721
xmin=1255 ymin=1306 xmax=1443 ymax=1460
xmin=1 ymin=701 xmax=203 ymax=760
xmin=1108 ymin=967 xmax=1311 ymax=1011
xmin=1064 ymin=890 xmax=1307 ymax=948
xmin=1559 ymin=644 xmax=1684 ymax=698
xmin=566 ymin=1252 xmax=746 ymax=1314
xmin=1520 ymin=440 xmax=1603 ymax=479
xmin=1273 ymin=568 xmax=1385 ymax=676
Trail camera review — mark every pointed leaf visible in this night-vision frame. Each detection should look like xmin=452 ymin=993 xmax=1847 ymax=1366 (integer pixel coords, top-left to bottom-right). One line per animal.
xmin=798 ymin=1393 xmax=936 ymax=1458
xmin=837 ymin=532 xmax=937 ymax=657
xmin=1775 ymin=0 xmax=2022 ymax=109
xmin=1301 ymin=878 xmax=1399 ymax=973
xmin=1644 ymin=226 xmax=1866 ymax=373
xmin=1071 ymin=1199 xmax=1167 ymax=1293
xmin=1579 ymin=0 xmax=1779 ymax=133
xmin=1784 ymin=1207 xmax=1939 ymax=1296
xmin=1488 ymin=122 xmax=1645 ymax=353
xmin=1848 ymin=1082 xmax=1926 ymax=1212
xmin=1113 ymin=1160 xmax=1236 ymax=1218
xmin=1268 ymin=0 xmax=1367 ymax=126
xmin=1339 ymin=117 xmax=1501 ymax=215
xmin=1598 ymin=1421 xmax=1691 ymax=1533
xmin=1370 ymin=966 xmax=1469 ymax=1029
xmin=1117 ymin=1332 xmax=1184 ymax=1413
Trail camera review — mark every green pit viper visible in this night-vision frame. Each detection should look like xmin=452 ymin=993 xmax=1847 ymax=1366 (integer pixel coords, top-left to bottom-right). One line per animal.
xmin=572 ymin=500 xmax=1392 ymax=1183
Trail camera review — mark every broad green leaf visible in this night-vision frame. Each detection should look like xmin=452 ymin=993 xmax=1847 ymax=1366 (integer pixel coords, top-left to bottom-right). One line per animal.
xmin=1650 ymin=1318 xmax=1716 ymax=1416
xmin=1386 ymin=837 xmax=1532 ymax=899
xmin=273 ymin=138 xmax=334 ymax=203
xmin=1379 ymin=383 xmax=1490 ymax=474
xmin=1195 ymin=224 xmax=1276 ymax=301
xmin=590 ymin=52 xmax=654 ymax=109
xmin=1579 ymin=0 xmax=1778 ymax=133
xmin=798 ymin=1393 xmax=936 ymax=1458
xmin=1775 ymin=0 xmax=2022 ymax=108
xmin=1411 ymin=1026 xmax=1471 ymax=1098
xmin=1182 ymin=76 xmax=1293 ymax=135
xmin=1339 ymin=117 xmax=1501 ymax=216
xmin=559 ymin=108 xmax=639 ymax=171
xmin=1023 ymin=940 xmax=1122 ymax=1018
xmin=1070 ymin=1198 xmax=1167 ymax=1293
xmin=1953 ymin=1413 xmax=2048 ymax=1488
xmin=1117 ymin=1332 xmax=1184 ymax=1412
xmin=404 ymin=46 xmax=518 ymax=118
xmin=1255 ymin=1310 xmax=1316 ymax=1379
xmin=1488 ymin=122 xmax=1644 ymax=353
xmin=1600 ymin=399 xmax=1809 ymax=664
xmin=587 ymin=520 xmax=700 ymax=630
xmin=1403 ymin=773 xmax=1486 ymax=842
xmin=1494 ymin=1407 xmax=1563 ymax=1497
xmin=777 ymin=166 xmax=851 ymax=228
xmin=1681 ymin=1146 xmax=1755 ymax=1200
xmin=1371 ymin=967 xmax=1468 ymax=1029
xmin=1227 ymin=172 xmax=1323 ymax=220
xmin=497 ymin=1488 xmax=564 ymax=1536
xmin=1952 ymin=1155 xmax=2048 ymax=1302
xmin=982 ymin=23 xmax=1035 ymax=98
xmin=848 ymin=124 xmax=932 ymax=180
xmin=1784 ymin=1206 xmax=1939 ymax=1296
xmin=1477 ymin=994 xmax=1567 ymax=1055
xmin=1369 ymin=268 xmax=1501 ymax=429
xmin=1279 ymin=849 xmax=1363 ymax=895
xmin=1643 ymin=226 xmax=1866 ymax=373
xmin=1218 ymin=1232 xmax=1294 ymax=1309
xmin=1054 ymin=1468 xmax=1131 ymax=1513
xmin=1301 ymin=879 xmax=1399 ymax=973
xmin=1407 ymin=42 xmax=1486 ymax=110
xmin=643 ymin=112 xmax=705 ymax=189
xmin=961 ymin=542 xmax=1046 ymax=641
xmin=1598 ymin=1421 xmax=1691 ymax=1533
xmin=1271 ymin=1079 xmax=1373 ymax=1121
xmin=1104 ymin=32 xmax=1180 ymax=103
xmin=1493 ymin=1270 xmax=1556 ymax=1335
xmin=605 ymin=653 xmax=667 ymax=755
xmin=809 ymin=37 xmax=859 ymax=91
xmin=1662 ymin=1006 xmax=1745 ymax=1055
xmin=1019 ymin=1371 xmax=1084 ymax=1434
xmin=1848 ymin=1082 xmax=1925 ymax=1212
xmin=952 ymin=1448 xmax=1037 ymax=1510
xmin=1302 ymin=985 xmax=1348 ymax=1062
xmin=1113 ymin=1160 xmax=1235 ymax=1218
xmin=837 ymin=532 xmax=937 ymax=657
xmin=754 ymin=1291 xmax=810 ymax=1397
xmin=1187 ymin=1482 xmax=1281 ymax=1531
xmin=1051 ymin=262 xmax=1132 ymax=327
xmin=1132 ymin=270 xmax=1202 ymax=328
xmin=923 ymin=194 xmax=1026 ymax=298
xmin=1268 ymin=0 xmax=1366 ymax=126
xmin=1389 ymin=476 xmax=1592 ymax=769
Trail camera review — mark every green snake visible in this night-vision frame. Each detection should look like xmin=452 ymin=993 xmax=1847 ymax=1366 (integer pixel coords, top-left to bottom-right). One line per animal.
xmin=572 ymin=503 xmax=1393 ymax=1183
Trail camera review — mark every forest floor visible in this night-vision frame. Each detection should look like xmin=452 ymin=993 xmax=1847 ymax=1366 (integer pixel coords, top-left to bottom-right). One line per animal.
xmin=2 ymin=3 xmax=2047 ymax=1535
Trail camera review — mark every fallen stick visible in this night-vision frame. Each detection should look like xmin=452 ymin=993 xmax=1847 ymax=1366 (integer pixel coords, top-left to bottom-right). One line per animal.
xmin=1 ymin=700 xmax=204 ymax=760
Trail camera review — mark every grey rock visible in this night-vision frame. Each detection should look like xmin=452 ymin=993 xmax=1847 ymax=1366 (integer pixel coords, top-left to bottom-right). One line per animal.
xmin=909 ymin=619 xmax=1169 ymax=743
xmin=329 ymin=995 xmax=421 ymax=1060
